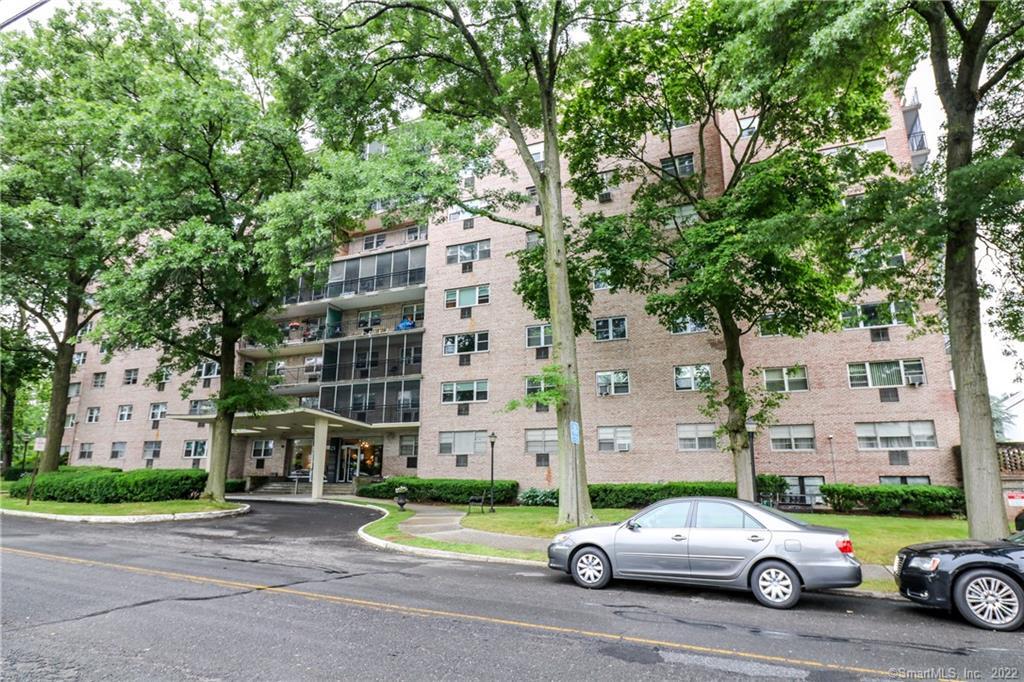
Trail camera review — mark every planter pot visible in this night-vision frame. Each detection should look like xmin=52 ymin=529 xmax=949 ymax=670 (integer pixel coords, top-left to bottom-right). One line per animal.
xmin=395 ymin=492 xmax=408 ymax=511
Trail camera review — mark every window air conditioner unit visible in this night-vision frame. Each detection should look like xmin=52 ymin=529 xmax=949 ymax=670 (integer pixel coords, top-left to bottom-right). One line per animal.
xmin=598 ymin=191 xmax=612 ymax=204
xmin=598 ymin=386 xmax=610 ymax=396
xmin=463 ymin=218 xmax=475 ymax=230
xmin=616 ymin=443 xmax=631 ymax=452
xmin=535 ymin=346 xmax=549 ymax=360
xmin=462 ymin=262 xmax=473 ymax=273
xmin=906 ymin=376 xmax=924 ymax=387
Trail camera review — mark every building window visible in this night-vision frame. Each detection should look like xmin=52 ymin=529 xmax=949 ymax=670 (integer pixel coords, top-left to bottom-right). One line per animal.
xmin=92 ymin=372 xmax=106 ymax=388
xmin=402 ymin=303 xmax=426 ymax=323
xmin=758 ymin=315 xmax=784 ymax=337
xmin=763 ymin=366 xmax=809 ymax=392
xmin=847 ymin=359 xmax=925 ymax=388
xmin=199 ymin=361 xmax=220 ymax=379
xmin=363 ymin=234 xmax=386 ymax=250
xmin=454 ymin=454 xmax=469 ymax=467
xmin=879 ymin=476 xmax=931 ymax=485
xmin=117 ymin=404 xmax=133 ymax=422
xmin=143 ymin=441 xmax=161 ymax=460
xmin=739 ymin=115 xmax=758 ymax=138
xmin=189 ymin=399 xmax=214 ymax=415
xmin=183 ymin=440 xmax=208 ymax=458
xmin=123 ymin=368 xmax=139 ymax=385
xmin=110 ymin=441 xmax=126 ymax=459
xmin=65 ymin=412 xmax=77 ymax=428
xmin=442 ymin=331 xmax=489 ymax=355
xmin=78 ymin=442 xmax=93 ymax=460
xmin=72 ymin=351 xmax=87 ymax=366
xmin=149 ymin=402 xmax=167 ymax=421
xmin=597 ymin=426 xmax=632 ymax=452
xmin=660 ymin=154 xmax=694 ymax=178
xmin=769 ymin=424 xmax=816 ymax=451
xmin=526 ymin=324 xmax=552 ymax=348
xmin=671 ymin=317 xmax=707 ymax=334
xmin=592 ymin=268 xmax=610 ymax=290
xmin=406 ymin=224 xmax=427 ymax=242
xmin=841 ymin=301 xmax=913 ymax=329
xmin=677 ymin=423 xmax=717 ymax=451
xmin=445 ymin=284 xmax=490 ymax=308
xmin=855 ymin=421 xmax=937 ymax=450
xmin=448 ymin=199 xmax=486 ymax=222
xmin=252 ymin=439 xmax=274 ymax=458
xmin=445 ymin=239 xmax=491 ymax=264
xmin=86 ymin=407 xmax=100 ymax=423
xmin=400 ymin=435 xmax=418 ymax=469
xmin=596 ymin=370 xmax=629 ymax=396
xmin=439 ymin=431 xmax=488 ymax=455
xmin=441 ymin=380 xmax=489 ymax=403
xmin=674 ymin=364 xmax=711 ymax=391
xmin=525 ymin=428 xmax=558 ymax=455
xmin=782 ymin=476 xmax=825 ymax=504
xmin=594 ymin=316 xmax=627 ymax=341
xmin=68 ymin=382 xmax=81 ymax=398
xmin=528 ymin=141 xmax=544 ymax=167
xmin=525 ymin=231 xmax=543 ymax=249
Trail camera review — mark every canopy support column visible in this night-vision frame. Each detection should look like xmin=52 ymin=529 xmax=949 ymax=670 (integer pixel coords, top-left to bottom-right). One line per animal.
xmin=311 ymin=416 xmax=328 ymax=499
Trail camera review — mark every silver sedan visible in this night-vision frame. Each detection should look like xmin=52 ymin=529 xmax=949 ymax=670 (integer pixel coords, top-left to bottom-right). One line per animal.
xmin=547 ymin=497 xmax=861 ymax=608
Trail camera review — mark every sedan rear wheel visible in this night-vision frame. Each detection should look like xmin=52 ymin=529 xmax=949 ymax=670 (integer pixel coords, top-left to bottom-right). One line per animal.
xmin=571 ymin=547 xmax=611 ymax=589
xmin=954 ymin=569 xmax=1024 ymax=631
xmin=751 ymin=561 xmax=801 ymax=609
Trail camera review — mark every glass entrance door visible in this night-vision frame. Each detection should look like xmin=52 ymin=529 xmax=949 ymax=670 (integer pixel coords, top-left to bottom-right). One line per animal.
xmin=340 ymin=445 xmax=361 ymax=482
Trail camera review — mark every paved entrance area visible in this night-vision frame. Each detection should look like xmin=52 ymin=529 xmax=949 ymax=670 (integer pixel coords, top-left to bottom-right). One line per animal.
xmin=395 ymin=503 xmax=550 ymax=553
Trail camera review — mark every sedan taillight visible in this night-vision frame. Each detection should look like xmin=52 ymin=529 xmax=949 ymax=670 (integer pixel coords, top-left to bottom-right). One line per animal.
xmin=836 ymin=538 xmax=854 ymax=554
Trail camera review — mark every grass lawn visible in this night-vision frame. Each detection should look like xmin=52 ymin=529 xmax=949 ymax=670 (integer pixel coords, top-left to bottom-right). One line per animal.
xmin=0 ymin=496 xmax=241 ymax=516
xmin=342 ymin=500 xmax=546 ymax=563
xmin=458 ymin=506 xmax=969 ymax=566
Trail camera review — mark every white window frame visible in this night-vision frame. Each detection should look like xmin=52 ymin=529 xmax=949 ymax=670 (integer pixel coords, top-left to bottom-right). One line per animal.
xmin=448 ymin=199 xmax=487 ymax=222
xmin=92 ymin=372 xmax=106 ymax=388
xmin=596 ymin=370 xmax=630 ymax=396
xmin=149 ymin=402 xmax=168 ymax=421
xmin=251 ymin=439 xmax=275 ymax=458
xmin=199 ymin=361 xmax=220 ymax=379
xmin=123 ymin=368 xmax=139 ymax=385
xmin=78 ymin=442 xmax=94 ymax=460
xmin=674 ymin=364 xmax=711 ymax=392
xmin=183 ymin=440 xmax=208 ymax=458
xmin=189 ymin=399 xmax=214 ymax=415
xmin=445 ymin=284 xmax=490 ymax=309
xmin=526 ymin=324 xmax=552 ymax=348
xmin=445 ymin=239 xmax=491 ymax=264
xmin=528 ymin=142 xmax=545 ymax=166
xmin=110 ymin=441 xmax=127 ymax=459
xmin=769 ymin=425 xmax=816 ymax=451
xmin=72 ymin=351 xmax=87 ymax=366
xmin=439 ymin=431 xmax=488 ymax=455
xmin=592 ymin=268 xmax=610 ymax=290
xmin=739 ymin=115 xmax=759 ymax=138
xmin=594 ymin=316 xmax=628 ymax=342
xmin=65 ymin=412 xmax=76 ymax=428
xmin=671 ymin=317 xmax=707 ymax=334
xmin=841 ymin=301 xmax=913 ymax=329
xmin=442 ymin=331 xmax=489 ymax=355
xmin=660 ymin=154 xmax=694 ymax=177
xmin=597 ymin=426 xmax=633 ymax=452
xmin=526 ymin=377 xmax=552 ymax=395
xmin=441 ymin=380 xmax=489 ymax=403
xmin=847 ymin=359 xmax=925 ymax=388
xmin=855 ymin=421 xmax=937 ymax=450
xmin=525 ymin=428 xmax=558 ymax=454
xmin=763 ymin=366 xmax=809 ymax=392
xmin=143 ymin=441 xmax=161 ymax=459
xmin=68 ymin=382 xmax=81 ymax=398
xmin=86 ymin=406 xmax=101 ymax=423
xmin=677 ymin=423 xmax=717 ymax=451
xmin=363 ymin=233 xmax=386 ymax=250
xmin=117 ymin=404 xmax=133 ymax=422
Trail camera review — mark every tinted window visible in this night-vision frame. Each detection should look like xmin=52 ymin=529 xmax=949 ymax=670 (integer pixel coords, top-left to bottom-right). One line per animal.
xmin=694 ymin=502 xmax=763 ymax=529
xmin=636 ymin=502 xmax=691 ymax=529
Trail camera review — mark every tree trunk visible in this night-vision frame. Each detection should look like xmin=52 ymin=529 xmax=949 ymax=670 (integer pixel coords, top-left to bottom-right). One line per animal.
xmin=541 ymin=133 xmax=595 ymax=526
xmin=39 ymin=341 xmax=74 ymax=473
xmin=203 ymin=334 xmax=238 ymax=502
xmin=720 ymin=313 xmax=755 ymax=501
xmin=1 ymin=385 xmax=16 ymax=470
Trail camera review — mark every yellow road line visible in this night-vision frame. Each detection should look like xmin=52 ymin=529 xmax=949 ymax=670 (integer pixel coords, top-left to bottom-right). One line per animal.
xmin=3 ymin=546 xmax=889 ymax=676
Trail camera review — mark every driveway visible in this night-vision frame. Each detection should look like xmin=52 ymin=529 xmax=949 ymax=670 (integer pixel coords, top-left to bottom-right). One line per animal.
xmin=2 ymin=501 xmax=1016 ymax=681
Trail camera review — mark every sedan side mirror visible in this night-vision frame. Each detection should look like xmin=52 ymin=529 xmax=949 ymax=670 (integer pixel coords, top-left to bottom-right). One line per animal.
xmin=626 ymin=519 xmax=639 ymax=531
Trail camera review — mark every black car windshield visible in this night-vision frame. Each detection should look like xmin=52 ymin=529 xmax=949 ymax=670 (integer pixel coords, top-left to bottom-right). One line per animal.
xmin=1008 ymin=531 xmax=1024 ymax=545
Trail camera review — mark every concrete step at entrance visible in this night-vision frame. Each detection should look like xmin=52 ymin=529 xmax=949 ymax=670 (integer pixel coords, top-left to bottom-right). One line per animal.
xmin=253 ymin=481 xmax=356 ymax=495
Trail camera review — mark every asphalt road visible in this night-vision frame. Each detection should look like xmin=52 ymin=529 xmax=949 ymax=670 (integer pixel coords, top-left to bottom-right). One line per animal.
xmin=1 ymin=502 xmax=1019 ymax=681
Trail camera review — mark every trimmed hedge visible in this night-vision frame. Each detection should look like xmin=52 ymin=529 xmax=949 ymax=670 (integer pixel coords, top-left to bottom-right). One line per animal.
xmin=358 ymin=476 xmax=518 ymax=504
xmin=820 ymin=483 xmax=964 ymax=516
xmin=225 ymin=479 xmax=247 ymax=493
xmin=519 ymin=476 xmax=796 ymax=508
xmin=8 ymin=468 xmax=207 ymax=503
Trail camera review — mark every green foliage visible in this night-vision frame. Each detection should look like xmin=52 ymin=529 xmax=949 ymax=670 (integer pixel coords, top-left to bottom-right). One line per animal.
xmin=518 ymin=487 xmax=560 ymax=507
xmin=225 ymin=479 xmax=247 ymax=493
xmin=510 ymin=231 xmax=594 ymax=336
xmin=9 ymin=468 xmax=207 ymax=503
xmin=588 ymin=482 xmax=738 ymax=508
xmin=819 ymin=484 xmax=965 ymax=516
xmin=756 ymin=474 xmax=788 ymax=497
xmin=357 ymin=477 xmax=518 ymax=505
xmin=505 ymin=363 xmax=572 ymax=412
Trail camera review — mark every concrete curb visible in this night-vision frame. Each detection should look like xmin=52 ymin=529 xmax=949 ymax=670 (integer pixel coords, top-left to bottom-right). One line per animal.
xmin=0 ymin=503 xmax=250 ymax=524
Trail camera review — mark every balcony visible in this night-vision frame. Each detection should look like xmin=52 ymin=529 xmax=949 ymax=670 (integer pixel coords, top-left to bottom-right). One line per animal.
xmin=325 ymin=358 xmax=423 ymax=383
xmin=269 ymin=366 xmax=323 ymax=394
xmin=331 ymin=313 xmax=423 ymax=340
xmin=329 ymin=402 xmax=420 ymax=425
xmin=908 ymin=131 xmax=928 ymax=153
xmin=280 ymin=267 xmax=427 ymax=315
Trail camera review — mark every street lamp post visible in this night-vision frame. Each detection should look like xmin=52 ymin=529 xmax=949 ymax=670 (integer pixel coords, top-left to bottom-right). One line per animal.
xmin=745 ymin=418 xmax=758 ymax=503
xmin=488 ymin=432 xmax=497 ymax=513
xmin=20 ymin=435 xmax=31 ymax=473
xmin=827 ymin=435 xmax=838 ymax=483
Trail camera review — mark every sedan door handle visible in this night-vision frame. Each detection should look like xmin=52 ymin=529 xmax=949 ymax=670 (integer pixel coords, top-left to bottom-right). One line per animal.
xmin=747 ymin=535 xmax=765 ymax=542
xmin=671 ymin=534 xmax=687 ymax=541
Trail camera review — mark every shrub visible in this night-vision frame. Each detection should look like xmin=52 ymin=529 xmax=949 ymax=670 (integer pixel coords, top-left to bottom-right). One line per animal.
xmin=756 ymin=474 xmax=788 ymax=497
xmin=820 ymin=483 xmax=964 ymax=516
xmin=357 ymin=476 xmax=518 ymax=504
xmin=8 ymin=468 xmax=207 ymax=503
xmin=225 ymin=479 xmax=247 ymax=493
xmin=2 ymin=467 xmax=29 ymax=482
xmin=518 ymin=487 xmax=559 ymax=506
xmin=587 ymin=481 xmax=737 ymax=508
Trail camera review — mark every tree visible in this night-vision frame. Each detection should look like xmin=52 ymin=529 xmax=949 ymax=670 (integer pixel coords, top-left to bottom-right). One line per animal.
xmin=0 ymin=6 xmax=142 ymax=473
xmin=560 ymin=0 xmax=901 ymax=499
xmin=0 ymin=309 xmax=52 ymax=469
xmin=897 ymin=0 xmax=1024 ymax=539
xmin=96 ymin=0 xmax=323 ymax=501
xmin=280 ymin=0 xmax=636 ymax=524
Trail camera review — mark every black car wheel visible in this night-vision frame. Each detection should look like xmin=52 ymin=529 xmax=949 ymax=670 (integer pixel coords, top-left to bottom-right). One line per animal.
xmin=750 ymin=560 xmax=802 ymax=609
xmin=953 ymin=569 xmax=1024 ymax=631
xmin=570 ymin=547 xmax=611 ymax=589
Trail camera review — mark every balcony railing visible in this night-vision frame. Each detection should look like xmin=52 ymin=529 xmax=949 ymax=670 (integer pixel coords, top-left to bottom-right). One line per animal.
xmin=325 ymin=359 xmax=423 ymax=382
xmin=908 ymin=131 xmax=928 ymax=152
xmin=269 ymin=366 xmax=324 ymax=387
xmin=328 ymin=402 xmax=421 ymax=424
xmin=999 ymin=443 xmax=1024 ymax=474
xmin=282 ymin=267 xmax=426 ymax=306
xmin=330 ymin=314 xmax=423 ymax=339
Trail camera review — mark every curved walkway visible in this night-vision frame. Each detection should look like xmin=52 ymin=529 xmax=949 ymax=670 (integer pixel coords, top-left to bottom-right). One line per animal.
xmin=394 ymin=503 xmax=550 ymax=553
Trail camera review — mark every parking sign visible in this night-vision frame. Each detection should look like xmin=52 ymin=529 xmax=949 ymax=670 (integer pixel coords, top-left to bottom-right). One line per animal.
xmin=569 ymin=421 xmax=580 ymax=444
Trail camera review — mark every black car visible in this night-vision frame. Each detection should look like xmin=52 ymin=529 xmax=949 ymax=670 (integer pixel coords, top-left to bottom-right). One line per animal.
xmin=894 ymin=530 xmax=1024 ymax=631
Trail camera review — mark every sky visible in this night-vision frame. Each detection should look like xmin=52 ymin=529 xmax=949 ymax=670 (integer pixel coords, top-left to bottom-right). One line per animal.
xmin=4 ymin=1 xmax=1022 ymax=439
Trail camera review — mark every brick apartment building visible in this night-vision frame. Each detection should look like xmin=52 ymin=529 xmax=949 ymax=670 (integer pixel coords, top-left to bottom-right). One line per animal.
xmin=61 ymin=93 xmax=957 ymax=500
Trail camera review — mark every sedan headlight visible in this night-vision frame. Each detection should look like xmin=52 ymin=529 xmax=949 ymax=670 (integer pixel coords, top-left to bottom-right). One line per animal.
xmin=552 ymin=533 xmax=576 ymax=546
xmin=907 ymin=556 xmax=941 ymax=572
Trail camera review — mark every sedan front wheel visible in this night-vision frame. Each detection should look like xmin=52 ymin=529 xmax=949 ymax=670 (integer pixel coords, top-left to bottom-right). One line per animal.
xmin=954 ymin=569 xmax=1024 ymax=631
xmin=571 ymin=547 xmax=611 ymax=589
